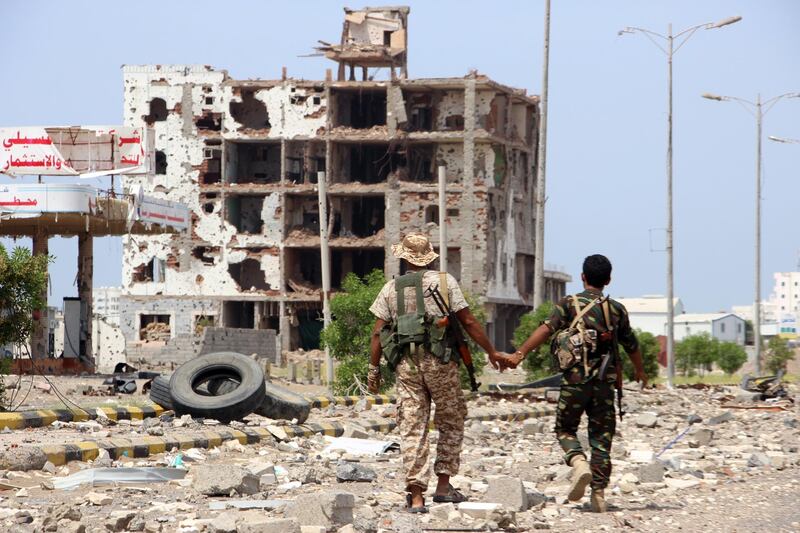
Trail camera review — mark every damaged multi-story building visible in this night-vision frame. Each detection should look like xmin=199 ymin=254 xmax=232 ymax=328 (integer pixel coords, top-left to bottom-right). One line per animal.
xmin=119 ymin=6 xmax=569 ymax=360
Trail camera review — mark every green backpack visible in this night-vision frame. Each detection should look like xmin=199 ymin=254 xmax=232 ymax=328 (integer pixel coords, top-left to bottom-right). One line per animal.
xmin=379 ymin=271 xmax=449 ymax=370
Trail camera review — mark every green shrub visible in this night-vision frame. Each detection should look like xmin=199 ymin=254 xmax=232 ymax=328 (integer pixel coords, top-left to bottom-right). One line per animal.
xmin=512 ymin=301 xmax=556 ymax=380
xmin=621 ymin=329 xmax=660 ymax=382
xmin=765 ymin=336 xmax=795 ymax=374
xmin=675 ymin=333 xmax=718 ymax=376
xmin=0 ymin=244 xmax=51 ymax=408
xmin=458 ymin=291 xmax=486 ymax=389
xmin=715 ymin=341 xmax=748 ymax=375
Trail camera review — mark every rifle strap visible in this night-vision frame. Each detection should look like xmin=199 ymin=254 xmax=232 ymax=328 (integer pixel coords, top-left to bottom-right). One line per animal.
xmin=439 ymin=272 xmax=449 ymax=308
xmin=569 ymin=295 xmax=602 ymax=329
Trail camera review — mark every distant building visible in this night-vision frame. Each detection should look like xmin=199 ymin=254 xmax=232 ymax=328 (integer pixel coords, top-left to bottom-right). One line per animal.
xmin=732 ymin=271 xmax=799 ymax=339
xmin=93 ymin=287 xmax=121 ymax=325
xmin=615 ymin=295 xmax=684 ymax=336
xmin=672 ymin=313 xmax=746 ymax=345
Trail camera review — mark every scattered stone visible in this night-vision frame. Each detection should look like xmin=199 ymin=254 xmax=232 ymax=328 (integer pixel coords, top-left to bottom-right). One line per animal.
xmin=341 ymin=424 xmax=370 ymax=440
xmin=15 ymin=510 xmax=33 ymax=524
xmin=208 ymin=511 xmax=238 ymax=533
xmin=707 ymin=411 xmax=734 ymax=425
xmin=430 ymin=502 xmax=455 ymax=521
xmin=635 ymin=412 xmax=658 ymax=428
xmin=336 ymin=462 xmax=377 ymax=482
xmin=128 ymin=514 xmax=146 ymax=532
xmin=105 ymin=510 xmax=136 ymax=532
xmin=735 ymin=390 xmax=761 ymax=403
xmin=523 ymin=419 xmax=546 ymax=435
xmin=628 ymin=449 xmax=655 ymax=463
xmin=336 ymin=525 xmax=357 ymax=533
xmin=665 ymin=478 xmax=700 ymax=490
xmin=0 ymin=446 xmax=47 ymax=471
xmin=484 ymin=476 xmax=528 ymax=511
xmin=192 ymin=465 xmax=259 ymax=496
xmin=459 ymin=502 xmax=502 ymax=519
xmin=637 ymin=461 xmax=665 ymax=483
xmin=686 ymin=414 xmax=703 ymax=424
xmin=353 ymin=398 xmax=371 ymax=412
xmin=688 ymin=428 xmax=714 ymax=448
xmin=783 ymin=417 xmax=798 ymax=429
xmin=748 ymin=452 xmax=771 ymax=468
xmin=42 ymin=460 xmax=57 ymax=474
xmin=86 ymin=491 xmax=113 ymax=505
xmin=285 ymin=492 xmax=354 ymax=528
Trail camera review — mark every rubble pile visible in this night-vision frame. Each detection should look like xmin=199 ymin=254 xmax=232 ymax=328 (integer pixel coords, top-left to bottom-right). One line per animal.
xmin=0 ymin=383 xmax=796 ymax=531
xmin=140 ymin=322 xmax=170 ymax=343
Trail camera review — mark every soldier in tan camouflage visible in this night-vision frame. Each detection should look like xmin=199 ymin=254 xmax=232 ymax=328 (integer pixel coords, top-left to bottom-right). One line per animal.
xmin=368 ymin=233 xmax=509 ymax=513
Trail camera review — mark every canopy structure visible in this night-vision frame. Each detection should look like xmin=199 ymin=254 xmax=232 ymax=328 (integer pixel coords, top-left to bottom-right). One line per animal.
xmin=0 ymin=125 xmax=189 ymax=367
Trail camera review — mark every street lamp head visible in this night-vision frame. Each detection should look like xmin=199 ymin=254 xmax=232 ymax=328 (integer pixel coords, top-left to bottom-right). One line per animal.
xmin=617 ymin=28 xmax=635 ymax=36
xmin=708 ymin=15 xmax=742 ymax=29
xmin=702 ymin=92 xmax=726 ymax=101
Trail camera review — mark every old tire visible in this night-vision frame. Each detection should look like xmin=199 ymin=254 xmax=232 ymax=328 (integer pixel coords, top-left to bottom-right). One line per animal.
xmin=149 ymin=375 xmax=174 ymax=410
xmin=255 ymin=381 xmax=311 ymax=424
xmin=169 ymin=352 xmax=266 ymax=422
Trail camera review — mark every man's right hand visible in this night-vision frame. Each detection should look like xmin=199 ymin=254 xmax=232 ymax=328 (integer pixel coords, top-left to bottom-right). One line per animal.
xmin=367 ymin=364 xmax=381 ymax=394
xmin=634 ymin=367 xmax=648 ymax=388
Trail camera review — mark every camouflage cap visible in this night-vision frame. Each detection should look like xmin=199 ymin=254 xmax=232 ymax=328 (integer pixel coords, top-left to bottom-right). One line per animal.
xmin=391 ymin=233 xmax=438 ymax=267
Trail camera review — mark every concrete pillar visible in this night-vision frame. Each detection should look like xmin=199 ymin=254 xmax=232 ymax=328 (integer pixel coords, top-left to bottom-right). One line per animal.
xmin=77 ymin=233 xmax=93 ymax=360
xmin=31 ymin=231 xmax=49 ymax=359
xmin=462 ymin=77 xmax=478 ymax=292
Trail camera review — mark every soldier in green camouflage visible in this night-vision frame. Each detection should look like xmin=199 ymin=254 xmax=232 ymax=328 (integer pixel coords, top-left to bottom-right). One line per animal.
xmin=504 ymin=255 xmax=647 ymax=512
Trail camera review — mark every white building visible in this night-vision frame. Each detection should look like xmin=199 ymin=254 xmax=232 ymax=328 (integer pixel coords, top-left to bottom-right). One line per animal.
xmin=672 ymin=313 xmax=746 ymax=344
xmin=93 ymin=287 xmax=122 ymax=325
xmin=732 ymin=271 xmax=799 ymax=339
xmin=615 ymin=295 xmax=684 ymax=336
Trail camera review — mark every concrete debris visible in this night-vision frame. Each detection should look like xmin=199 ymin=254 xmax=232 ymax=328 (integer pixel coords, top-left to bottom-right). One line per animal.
xmin=335 ymin=462 xmax=377 ymax=482
xmin=285 ymin=492 xmax=354 ymax=528
xmin=192 ymin=465 xmax=260 ymax=496
xmin=635 ymin=412 xmax=659 ymax=428
xmin=484 ymin=475 xmax=528 ymax=511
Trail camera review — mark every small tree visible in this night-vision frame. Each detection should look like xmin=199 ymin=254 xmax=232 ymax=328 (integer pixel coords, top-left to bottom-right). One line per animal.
xmin=0 ymin=244 xmax=51 ymax=407
xmin=512 ymin=301 xmax=556 ymax=380
xmin=320 ymin=269 xmax=390 ymax=395
xmin=765 ymin=336 xmax=795 ymax=374
xmin=675 ymin=333 xmax=718 ymax=376
xmin=621 ymin=329 xmax=660 ymax=382
xmin=715 ymin=341 xmax=748 ymax=375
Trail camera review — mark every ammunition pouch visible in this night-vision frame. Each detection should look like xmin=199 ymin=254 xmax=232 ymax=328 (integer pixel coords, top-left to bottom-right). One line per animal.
xmin=550 ymin=295 xmax=601 ymax=372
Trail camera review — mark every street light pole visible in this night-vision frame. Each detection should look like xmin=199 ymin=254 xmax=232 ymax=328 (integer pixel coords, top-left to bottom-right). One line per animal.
xmin=702 ymin=91 xmax=800 ymax=373
xmin=619 ymin=15 xmax=740 ymax=388
xmin=532 ymin=0 xmax=551 ymax=309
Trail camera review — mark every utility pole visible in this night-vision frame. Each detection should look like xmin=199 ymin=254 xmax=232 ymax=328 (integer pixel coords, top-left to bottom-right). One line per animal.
xmin=438 ymin=166 xmax=448 ymax=275
xmin=620 ymin=15 xmax=740 ymax=388
xmin=702 ymin=90 xmax=799 ymax=374
xmin=317 ymin=170 xmax=334 ymax=389
xmin=532 ymin=0 xmax=551 ymax=309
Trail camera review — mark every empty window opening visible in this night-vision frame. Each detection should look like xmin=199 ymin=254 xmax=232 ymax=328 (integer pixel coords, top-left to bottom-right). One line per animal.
xmin=132 ymin=258 xmax=165 ymax=283
xmin=331 ymin=196 xmax=385 ymax=238
xmin=447 ymin=208 xmax=460 ymax=217
xmin=192 ymin=246 xmax=218 ymax=266
xmin=285 ymin=195 xmax=320 ymax=237
xmin=285 ymin=249 xmax=322 ymax=293
xmin=145 ymin=98 xmax=168 ymax=124
xmin=223 ymin=301 xmax=255 ymax=329
xmin=199 ymin=142 xmax=221 ymax=184
xmin=284 ymin=141 xmax=325 ymax=184
xmin=407 ymin=93 xmax=433 ymax=131
xmin=295 ymin=308 xmax=322 ymax=350
xmin=226 ymin=142 xmax=281 ymax=184
xmin=333 ymin=89 xmax=387 ymax=128
xmin=230 ymin=90 xmax=270 ymax=130
xmin=194 ymin=314 xmax=216 ymax=334
xmin=516 ymin=254 xmax=534 ymax=298
xmin=424 ymin=205 xmax=439 ymax=224
xmin=334 ymin=143 xmax=405 ymax=184
xmin=406 ymin=144 xmax=435 ymax=182
xmin=196 ymin=111 xmax=222 ymax=131
xmin=331 ymin=249 xmax=384 ymax=288
xmin=225 ymin=195 xmax=265 ymax=234
xmin=139 ymin=314 xmax=170 ymax=341
xmin=228 ymin=258 xmax=270 ymax=291
xmin=204 ymin=96 xmax=215 ymax=105
xmin=155 ymin=151 xmax=167 ymax=175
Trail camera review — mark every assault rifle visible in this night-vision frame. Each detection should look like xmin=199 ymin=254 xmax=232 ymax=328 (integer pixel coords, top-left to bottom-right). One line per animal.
xmin=427 ymin=285 xmax=481 ymax=392
xmin=598 ymin=326 xmax=624 ymax=421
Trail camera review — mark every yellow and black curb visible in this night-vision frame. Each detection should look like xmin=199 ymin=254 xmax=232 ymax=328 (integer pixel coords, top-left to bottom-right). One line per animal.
xmin=1 ymin=390 xmax=543 ymax=432
xmin=24 ymin=404 xmax=554 ymax=469
xmin=0 ymin=404 xmax=166 ymax=431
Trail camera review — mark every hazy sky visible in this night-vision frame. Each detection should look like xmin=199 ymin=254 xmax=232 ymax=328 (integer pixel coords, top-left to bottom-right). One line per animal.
xmin=1 ymin=0 xmax=798 ymax=313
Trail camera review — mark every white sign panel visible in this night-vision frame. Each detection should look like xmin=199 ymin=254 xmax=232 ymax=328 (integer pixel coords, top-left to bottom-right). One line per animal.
xmin=0 ymin=126 xmax=153 ymax=177
xmin=0 ymin=183 xmax=95 ymax=216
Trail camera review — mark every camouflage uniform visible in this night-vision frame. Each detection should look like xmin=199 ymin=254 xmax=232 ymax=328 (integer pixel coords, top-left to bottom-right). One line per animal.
xmin=369 ymin=270 xmax=468 ymax=491
xmin=544 ymin=288 xmax=638 ymax=489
